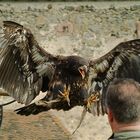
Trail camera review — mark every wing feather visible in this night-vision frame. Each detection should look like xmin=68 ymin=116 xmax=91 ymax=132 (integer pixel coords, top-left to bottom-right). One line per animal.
xmin=0 ymin=21 xmax=55 ymax=105
xmin=89 ymin=39 xmax=140 ymax=115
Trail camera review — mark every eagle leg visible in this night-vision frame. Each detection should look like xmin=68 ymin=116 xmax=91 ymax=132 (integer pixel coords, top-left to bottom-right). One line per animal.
xmin=58 ymin=85 xmax=71 ymax=106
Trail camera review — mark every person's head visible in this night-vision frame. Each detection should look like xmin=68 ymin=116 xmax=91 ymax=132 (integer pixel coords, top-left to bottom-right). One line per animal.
xmin=106 ymin=78 xmax=140 ymax=131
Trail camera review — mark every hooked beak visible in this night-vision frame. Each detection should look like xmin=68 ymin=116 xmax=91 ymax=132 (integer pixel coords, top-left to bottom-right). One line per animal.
xmin=78 ymin=65 xmax=88 ymax=79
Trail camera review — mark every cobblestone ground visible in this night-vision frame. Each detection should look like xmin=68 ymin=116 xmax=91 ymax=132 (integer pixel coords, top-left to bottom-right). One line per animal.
xmin=0 ymin=110 xmax=72 ymax=140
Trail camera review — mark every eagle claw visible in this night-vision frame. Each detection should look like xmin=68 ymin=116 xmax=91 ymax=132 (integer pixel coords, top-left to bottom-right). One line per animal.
xmin=86 ymin=92 xmax=100 ymax=109
xmin=58 ymin=85 xmax=71 ymax=106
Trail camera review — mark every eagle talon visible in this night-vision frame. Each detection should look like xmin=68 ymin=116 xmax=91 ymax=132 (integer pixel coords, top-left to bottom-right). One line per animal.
xmin=58 ymin=85 xmax=71 ymax=106
xmin=86 ymin=92 xmax=100 ymax=109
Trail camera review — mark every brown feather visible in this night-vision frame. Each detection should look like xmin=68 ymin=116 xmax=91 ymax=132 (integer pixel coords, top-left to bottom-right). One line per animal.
xmin=89 ymin=39 xmax=140 ymax=115
xmin=0 ymin=21 xmax=55 ymax=105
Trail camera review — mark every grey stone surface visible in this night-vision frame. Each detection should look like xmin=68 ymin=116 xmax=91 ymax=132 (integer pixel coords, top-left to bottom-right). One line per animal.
xmin=0 ymin=2 xmax=139 ymax=59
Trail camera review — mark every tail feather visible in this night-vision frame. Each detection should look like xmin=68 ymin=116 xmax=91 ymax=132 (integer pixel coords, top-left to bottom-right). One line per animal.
xmin=15 ymin=103 xmax=51 ymax=116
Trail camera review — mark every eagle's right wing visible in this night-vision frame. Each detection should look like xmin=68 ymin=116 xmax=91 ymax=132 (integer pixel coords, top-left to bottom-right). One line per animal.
xmin=88 ymin=39 xmax=140 ymax=115
xmin=0 ymin=21 xmax=55 ymax=105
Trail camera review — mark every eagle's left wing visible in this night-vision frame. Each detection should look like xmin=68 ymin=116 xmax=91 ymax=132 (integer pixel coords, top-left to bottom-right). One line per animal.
xmin=0 ymin=21 xmax=55 ymax=105
xmin=88 ymin=39 xmax=140 ymax=115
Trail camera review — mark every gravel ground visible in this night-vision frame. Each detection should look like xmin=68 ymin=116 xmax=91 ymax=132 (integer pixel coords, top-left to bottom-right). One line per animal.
xmin=1 ymin=111 xmax=72 ymax=140
xmin=0 ymin=1 xmax=140 ymax=140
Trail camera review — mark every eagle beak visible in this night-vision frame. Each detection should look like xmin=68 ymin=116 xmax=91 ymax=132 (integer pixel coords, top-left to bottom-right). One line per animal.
xmin=78 ymin=65 xmax=87 ymax=79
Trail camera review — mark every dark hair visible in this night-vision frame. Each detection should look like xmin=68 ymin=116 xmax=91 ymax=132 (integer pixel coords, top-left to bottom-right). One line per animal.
xmin=106 ymin=78 xmax=140 ymax=123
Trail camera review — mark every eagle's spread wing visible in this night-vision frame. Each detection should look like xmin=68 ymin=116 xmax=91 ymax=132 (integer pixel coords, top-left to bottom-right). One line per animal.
xmin=89 ymin=39 xmax=140 ymax=115
xmin=0 ymin=21 xmax=55 ymax=105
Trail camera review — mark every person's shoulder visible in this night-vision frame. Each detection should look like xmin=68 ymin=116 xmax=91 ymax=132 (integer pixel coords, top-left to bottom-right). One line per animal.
xmin=108 ymin=131 xmax=140 ymax=140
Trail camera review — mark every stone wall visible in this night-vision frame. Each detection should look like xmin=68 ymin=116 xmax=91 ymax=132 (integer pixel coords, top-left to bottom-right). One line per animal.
xmin=0 ymin=2 xmax=139 ymax=59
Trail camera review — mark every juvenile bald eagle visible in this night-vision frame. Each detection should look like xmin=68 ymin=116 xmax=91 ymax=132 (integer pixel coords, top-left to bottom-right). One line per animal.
xmin=1 ymin=21 xmax=140 ymax=119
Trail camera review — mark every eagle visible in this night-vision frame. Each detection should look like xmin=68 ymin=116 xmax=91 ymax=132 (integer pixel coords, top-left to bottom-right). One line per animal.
xmin=1 ymin=21 xmax=140 ymax=120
